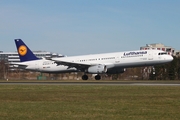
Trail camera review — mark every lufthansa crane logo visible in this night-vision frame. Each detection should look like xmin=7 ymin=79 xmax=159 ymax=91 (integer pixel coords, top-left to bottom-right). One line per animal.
xmin=18 ymin=45 xmax=27 ymax=56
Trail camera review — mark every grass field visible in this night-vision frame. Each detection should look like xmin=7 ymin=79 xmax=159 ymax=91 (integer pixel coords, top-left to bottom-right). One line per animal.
xmin=0 ymin=85 xmax=180 ymax=120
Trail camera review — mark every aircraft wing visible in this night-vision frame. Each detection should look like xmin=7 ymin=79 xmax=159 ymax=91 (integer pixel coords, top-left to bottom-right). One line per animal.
xmin=52 ymin=59 xmax=94 ymax=70
xmin=52 ymin=59 xmax=115 ymax=71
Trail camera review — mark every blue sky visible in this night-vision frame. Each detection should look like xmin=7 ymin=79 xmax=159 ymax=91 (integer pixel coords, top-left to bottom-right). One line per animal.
xmin=0 ymin=0 xmax=180 ymax=55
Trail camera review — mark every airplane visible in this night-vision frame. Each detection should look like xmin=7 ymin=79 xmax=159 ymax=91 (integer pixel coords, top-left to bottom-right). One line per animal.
xmin=51 ymin=48 xmax=174 ymax=80
xmin=10 ymin=39 xmax=77 ymax=73
xmin=11 ymin=39 xmax=173 ymax=81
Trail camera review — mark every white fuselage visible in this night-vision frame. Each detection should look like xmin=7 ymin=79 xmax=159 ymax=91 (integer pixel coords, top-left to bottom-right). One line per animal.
xmin=15 ymin=49 xmax=173 ymax=73
xmin=52 ymin=49 xmax=173 ymax=69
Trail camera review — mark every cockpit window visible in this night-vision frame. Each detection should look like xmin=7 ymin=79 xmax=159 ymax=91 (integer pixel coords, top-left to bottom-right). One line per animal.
xmin=158 ymin=52 xmax=167 ymax=55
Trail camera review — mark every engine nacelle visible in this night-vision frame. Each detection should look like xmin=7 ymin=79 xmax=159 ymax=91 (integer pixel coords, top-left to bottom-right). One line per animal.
xmin=87 ymin=65 xmax=107 ymax=74
xmin=107 ymin=67 xmax=126 ymax=74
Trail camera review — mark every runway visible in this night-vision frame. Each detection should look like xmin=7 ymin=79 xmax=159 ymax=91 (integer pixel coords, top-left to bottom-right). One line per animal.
xmin=0 ymin=81 xmax=180 ymax=86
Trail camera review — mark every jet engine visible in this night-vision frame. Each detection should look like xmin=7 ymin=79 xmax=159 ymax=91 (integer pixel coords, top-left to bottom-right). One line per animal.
xmin=107 ymin=67 xmax=126 ymax=74
xmin=87 ymin=64 xmax=107 ymax=74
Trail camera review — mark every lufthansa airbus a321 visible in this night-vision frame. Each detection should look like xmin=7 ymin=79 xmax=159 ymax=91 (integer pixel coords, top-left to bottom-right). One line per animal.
xmin=11 ymin=39 xmax=173 ymax=80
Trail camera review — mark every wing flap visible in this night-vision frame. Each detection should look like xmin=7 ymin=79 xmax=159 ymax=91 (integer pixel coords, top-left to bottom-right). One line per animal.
xmin=55 ymin=60 xmax=91 ymax=68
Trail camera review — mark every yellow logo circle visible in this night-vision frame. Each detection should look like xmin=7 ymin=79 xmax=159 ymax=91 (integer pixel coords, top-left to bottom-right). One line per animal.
xmin=18 ymin=45 xmax=27 ymax=56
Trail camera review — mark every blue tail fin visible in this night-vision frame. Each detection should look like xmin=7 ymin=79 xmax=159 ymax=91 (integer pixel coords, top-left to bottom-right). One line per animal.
xmin=15 ymin=39 xmax=39 ymax=62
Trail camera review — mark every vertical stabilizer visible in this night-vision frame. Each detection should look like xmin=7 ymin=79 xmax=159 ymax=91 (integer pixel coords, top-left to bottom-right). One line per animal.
xmin=15 ymin=39 xmax=39 ymax=62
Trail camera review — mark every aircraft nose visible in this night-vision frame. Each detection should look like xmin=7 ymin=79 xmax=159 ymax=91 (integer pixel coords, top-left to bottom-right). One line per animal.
xmin=168 ymin=55 xmax=173 ymax=61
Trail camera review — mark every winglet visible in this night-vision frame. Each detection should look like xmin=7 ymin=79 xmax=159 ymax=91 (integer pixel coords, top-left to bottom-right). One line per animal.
xmin=14 ymin=39 xmax=39 ymax=62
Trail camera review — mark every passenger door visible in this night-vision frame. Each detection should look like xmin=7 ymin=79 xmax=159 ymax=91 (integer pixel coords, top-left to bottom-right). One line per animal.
xmin=148 ymin=51 xmax=153 ymax=60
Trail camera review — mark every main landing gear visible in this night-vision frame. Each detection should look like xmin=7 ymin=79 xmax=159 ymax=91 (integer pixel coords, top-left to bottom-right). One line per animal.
xmin=82 ymin=74 xmax=101 ymax=80
xmin=95 ymin=74 xmax=101 ymax=80
xmin=82 ymin=74 xmax=88 ymax=80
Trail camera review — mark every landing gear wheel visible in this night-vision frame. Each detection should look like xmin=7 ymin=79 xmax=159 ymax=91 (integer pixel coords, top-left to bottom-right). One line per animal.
xmin=95 ymin=75 xmax=101 ymax=80
xmin=82 ymin=75 xmax=88 ymax=80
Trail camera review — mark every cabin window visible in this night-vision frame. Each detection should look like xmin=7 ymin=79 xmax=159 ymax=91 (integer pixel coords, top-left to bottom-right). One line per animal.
xmin=158 ymin=52 xmax=167 ymax=55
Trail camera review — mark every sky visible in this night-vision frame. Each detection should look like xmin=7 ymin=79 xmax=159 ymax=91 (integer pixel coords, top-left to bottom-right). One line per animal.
xmin=0 ymin=0 xmax=180 ymax=56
